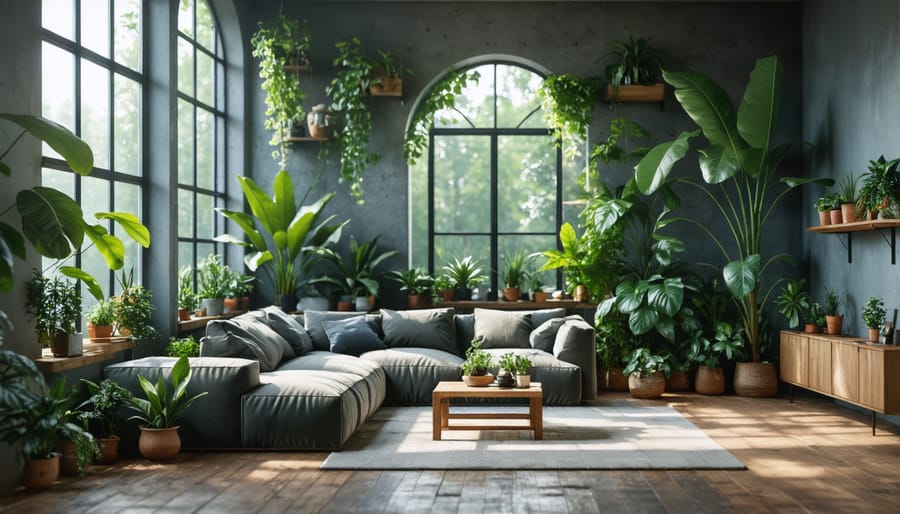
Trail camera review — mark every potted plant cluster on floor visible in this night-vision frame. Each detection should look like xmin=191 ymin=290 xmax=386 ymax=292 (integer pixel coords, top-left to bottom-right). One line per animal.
xmin=623 ymin=347 xmax=670 ymax=399
xmin=688 ymin=322 xmax=744 ymax=395
xmin=78 ymin=378 xmax=133 ymax=464
xmin=460 ymin=340 xmax=494 ymax=387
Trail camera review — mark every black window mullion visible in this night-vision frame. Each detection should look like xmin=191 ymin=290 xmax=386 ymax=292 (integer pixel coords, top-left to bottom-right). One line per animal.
xmin=490 ymin=133 xmax=498 ymax=300
xmin=427 ymin=131 xmax=435 ymax=274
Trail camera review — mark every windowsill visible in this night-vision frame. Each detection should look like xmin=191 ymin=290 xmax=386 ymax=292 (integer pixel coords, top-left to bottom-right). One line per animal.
xmin=34 ymin=339 xmax=135 ymax=374
xmin=177 ymin=310 xmax=248 ymax=334
xmin=435 ymin=299 xmax=597 ymax=311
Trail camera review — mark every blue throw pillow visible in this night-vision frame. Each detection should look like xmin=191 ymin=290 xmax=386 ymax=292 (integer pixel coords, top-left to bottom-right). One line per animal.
xmin=323 ymin=316 xmax=386 ymax=357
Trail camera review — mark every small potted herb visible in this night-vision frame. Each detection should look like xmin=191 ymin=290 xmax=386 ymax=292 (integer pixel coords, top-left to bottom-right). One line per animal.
xmin=86 ymin=299 xmax=117 ymax=339
xmin=114 ymin=268 xmax=159 ymax=343
xmin=823 ymin=289 xmax=844 ymax=335
xmin=434 ymin=274 xmax=455 ymax=302
xmin=460 ymin=340 xmax=494 ymax=387
xmin=512 ymin=354 xmax=533 ymax=388
xmin=862 ymin=296 xmax=886 ymax=342
xmin=838 ymin=173 xmax=859 ymax=223
xmin=501 ymin=251 xmax=532 ymax=302
xmin=197 ymin=254 xmax=232 ymax=316
xmin=388 ymin=268 xmax=434 ymax=309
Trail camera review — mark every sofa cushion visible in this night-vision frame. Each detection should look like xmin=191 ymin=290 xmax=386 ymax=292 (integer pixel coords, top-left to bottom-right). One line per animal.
xmin=304 ymin=311 xmax=382 ymax=351
xmin=278 ymin=351 xmax=386 ymax=419
xmin=263 ymin=306 xmax=313 ymax=355
xmin=483 ymin=348 xmax=582 ymax=405
xmin=204 ymin=312 xmax=293 ymax=371
xmin=323 ymin=316 xmax=386 ymax=357
xmin=360 ymin=347 xmax=464 ymax=405
xmin=529 ymin=315 xmax=583 ymax=353
xmin=454 ymin=313 xmax=475 ymax=354
xmin=473 ymin=308 xmax=532 ymax=349
xmin=381 ymin=308 xmax=458 ymax=355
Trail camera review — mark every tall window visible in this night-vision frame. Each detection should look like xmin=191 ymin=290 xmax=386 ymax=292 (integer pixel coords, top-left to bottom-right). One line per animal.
xmin=176 ymin=0 xmax=226 ymax=276
xmin=411 ymin=62 xmax=578 ymax=297
xmin=41 ymin=0 xmax=144 ymax=303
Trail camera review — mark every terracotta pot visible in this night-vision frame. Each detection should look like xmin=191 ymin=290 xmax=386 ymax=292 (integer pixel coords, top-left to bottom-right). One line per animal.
xmin=87 ymin=323 xmax=114 ymax=339
xmin=23 ymin=455 xmax=60 ymax=489
xmin=97 ymin=436 xmax=119 ymax=465
xmin=804 ymin=323 xmax=819 ymax=334
xmin=138 ymin=426 xmax=181 ymax=461
xmin=695 ymin=366 xmax=725 ymax=395
xmin=817 ymin=210 xmax=831 ymax=226
xmin=223 ymin=297 xmax=239 ymax=313
xmin=462 ymin=374 xmax=494 ymax=387
xmin=50 ymin=331 xmax=68 ymax=357
xmin=503 ymin=287 xmax=520 ymax=302
xmin=58 ymin=439 xmax=81 ymax=475
xmin=825 ymin=314 xmax=843 ymax=335
xmin=665 ymin=369 xmax=692 ymax=391
xmin=733 ymin=361 xmax=778 ymax=397
xmin=177 ymin=309 xmax=192 ymax=322
xmin=829 ymin=209 xmax=843 ymax=224
xmin=336 ymin=301 xmax=353 ymax=312
xmin=533 ymin=290 xmax=549 ymax=302
xmin=840 ymin=203 xmax=858 ymax=223
xmin=370 ymin=76 xmax=403 ymax=96
xmin=240 ymin=296 xmax=250 ymax=311
xmin=438 ymin=289 xmax=455 ymax=302
xmin=408 ymin=294 xmax=432 ymax=309
xmin=627 ymin=371 xmax=666 ymax=399
xmin=307 ymin=121 xmax=332 ymax=140
xmin=574 ymin=284 xmax=589 ymax=302
xmin=602 ymin=367 xmax=630 ymax=391
xmin=868 ymin=327 xmax=880 ymax=342
xmin=453 ymin=287 xmax=472 ymax=301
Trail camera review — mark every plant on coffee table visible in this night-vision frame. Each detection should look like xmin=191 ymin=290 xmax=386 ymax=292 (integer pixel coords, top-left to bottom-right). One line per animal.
xmin=460 ymin=339 xmax=494 ymax=386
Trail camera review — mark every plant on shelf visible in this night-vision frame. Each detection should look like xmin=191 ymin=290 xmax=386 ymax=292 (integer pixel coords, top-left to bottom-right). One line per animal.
xmin=688 ymin=322 xmax=744 ymax=395
xmin=605 ymin=36 xmax=661 ymax=96
xmin=321 ymin=235 xmax=398 ymax=310
xmin=404 ymin=67 xmax=481 ymax=165
xmin=857 ymin=155 xmax=900 ymax=219
xmin=460 ymin=339 xmax=494 ymax=386
xmin=78 ymin=378 xmax=133 ymax=464
xmin=86 ymin=298 xmax=117 ymax=339
xmin=127 ymin=355 xmax=208 ymax=461
xmin=389 ymin=267 xmax=434 ymax=308
xmin=25 ymin=270 xmax=81 ymax=357
xmin=112 ymin=268 xmax=159 ymax=343
xmin=215 ymin=170 xmax=347 ymax=311
xmin=197 ymin=254 xmax=232 ymax=316
xmin=177 ymin=265 xmax=197 ymax=319
xmin=434 ymin=274 xmax=455 ymax=302
xmin=368 ymin=49 xmax=411 ymax=95
xmin=815 ymin=193 xmax=841 ymax=214
xmin=250 ymin=14 xmax=311 ymax=169
xmin=775 ymin=278 xmax=813 ymax=330
xmin=838 ymin=173 xmax=859 ymax=222
xmin=622 ymin=347 xmax=670 ymax=399
xmin=167 ymin=335 xmax=201 ymax=358
xmin=326 ymin=37 xmax=380 ymax=203
xmin=862 ymin=296 xmax=886 ymax=341
xmin=822 ymin=288 xmax=844 ymax=335
xmin=633 ymin=55 xmax=833 ymax=368
xmin=501 ymin=251 xmax=532 ymax=301
xmin=442 ymin=256 xmax=484 ymax=300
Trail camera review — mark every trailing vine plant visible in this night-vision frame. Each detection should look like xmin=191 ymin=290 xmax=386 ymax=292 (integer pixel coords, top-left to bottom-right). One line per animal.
xmin=536 ymin=74 xmax=601 ymax=159
xmin=250 ymin=14 xmax=310 ymax=169
xmin=403 ymin=67 xmax=481 ymax=165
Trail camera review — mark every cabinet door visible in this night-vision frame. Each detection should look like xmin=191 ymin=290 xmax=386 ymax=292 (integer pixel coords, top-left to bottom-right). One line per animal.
xmin=809 ymin=337 xmax=832 ymax=393
xmin=780 ymin=332 xmax=808 ymax=385
xmin=858 ymin=348 xmax=884 ymax=411
xmin=832 ymin=342 xmax=859 ymax=402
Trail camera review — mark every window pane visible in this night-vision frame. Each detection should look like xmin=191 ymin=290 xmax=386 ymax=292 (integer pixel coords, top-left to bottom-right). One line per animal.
xmin=177 ymin=99 xmax=194 ymax=184
xmin=410 ymin=159 xmax=429 ymax=270
xmin=496 ymin=65 xmax=543 ymax=129
xmin=435 ymin=65 xmax=493 ymax=129
xmin=196 ymin=0 xmax=216 ymax=51
xmin=178 ymin=242 xmax=195 ymax=276
xmin=179 ymin=188 xmax=194 ymax=238
xmin=433 ymin=135 xmax=490 ymax=233
xmin=115 ymin=182 xmax=142 ymax=280
xmin=42 ymin=0 xmax=75 ymax=40
xmin=196 ymin=193 xmax=215 ymax=240
xmin=42 ymin=43 xmax=75 ymax=158
xmin=196 ymin=108 xmax=214 ymax=189
xmin=196 ymin=50 xmax=215 ymax=106
xmin=81 ymin=59 xmax=110 ymax=170
xmin=81 ymin=0 xmax=110 ymax=58
xmin=42 ymin=167 xmax=74 ymax=196
xmin=177 ymin=37 xmax=194 ymax=96
xmin=114 ymin=0 xmax=142 ymax=71
xmin=498 ymin=234 xmax=556 ymax=288
xmin=114 ymin=74 xmax=141 ymax=175
xmin=197 ymin=242 xmax=214 ymax=266
xmin=81 ymin=176 xmax=110 ymax=226
xmin=433 ymin=236 xmax=490 ymax=285
xmin=498 ymin=135 xmax=556 ymax=233
xmin=178 ymin=0 xmax=194 ymax=36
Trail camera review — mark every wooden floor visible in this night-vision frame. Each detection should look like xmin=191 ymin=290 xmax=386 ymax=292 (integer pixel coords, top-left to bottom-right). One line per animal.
xmin=2 ymin=391 xmax=898 ymax=513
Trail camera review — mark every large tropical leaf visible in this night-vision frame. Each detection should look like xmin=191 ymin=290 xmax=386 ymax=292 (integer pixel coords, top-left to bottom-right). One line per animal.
xmin=272 ymin=170 xmax=297 ymax=232
xmin=95 ymin=212 xmax=150 ymax=248
xmin=59 ymin=266 xmax=103 ymax=301
xmin=663 ymin=69 xmax=746 ymax=156
xmin=615 ymin=279 xmax=648 ymax=314
xmin=647 ymin=277 xmax=684 ymax=317
xmin=0 ymin=222 xmax=25 ymax=292
xmin=83 ymin=223 xmax=125 ymax=270
xmin=737 ymin=56 xmax=782 ymax=151
xmin=633 ymin=130 xmax=698 ymax=195
xmin=237 ymin=175 xmax=281 ymax=234
xmin=698 ymin=146 xmax=741 ymax=184
xmin=0 ymin=113 xmax=93 ymax=175
xmin=723 ymin=254 xmax=761 ymax=299
xmin=16 ymin=186 xmax=85 ymax=258
xmin=592 ymin=198 xmax=632 ymax=234
xmin=628 ymin=305 xmax=659 ymax=336
xmin=215 ymin=208 xmax=267 ymax=251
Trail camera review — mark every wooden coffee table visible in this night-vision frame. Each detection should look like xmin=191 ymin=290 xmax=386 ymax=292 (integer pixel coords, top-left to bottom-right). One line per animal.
xmin=431 ymin=381 xmax=543 ymax=440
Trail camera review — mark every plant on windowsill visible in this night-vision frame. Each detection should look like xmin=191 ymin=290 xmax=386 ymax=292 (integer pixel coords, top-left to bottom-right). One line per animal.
xmin=862 ymin=296 xmax=886 ymax=342
xmin=320 ymin=235 xmax=398 ymax=312
xmin=622 ymin=347 xmax=670 ymax=399
xmin=177 ymin=265 xmax=197 ymax=321
xmin=250 ymin=14 xmax=311 ymax=169
xmin=368 ymin=50 xmax=411 ymax=96
xmin=86 ymin=298 xmax=117 ymax=339
xmin=78 ymin=378 xmax=133 ymax=464
xmin=25 ymin=270 xmax=81 ymax=358
xmin=604 ymin=36 xmax=664 ymax=103
xmin=442 ymin=256 xmax=484 ymax=301
xmin=197 ymin=254 xmax=233 ymax=316
xmin=434 ymin=274 xmax=455 ymax=303
xmin=501 ymin=251 xmax=532 ymax=302
xmin=460 ymin=339 xmax=494 ymax=387
xmin=113 ymin=268 xmax=159 ymax=343
xmin=388 ymin=267 xmax=435 ymax=309
xmin=227 ymin=271 xmax=255 ymax=312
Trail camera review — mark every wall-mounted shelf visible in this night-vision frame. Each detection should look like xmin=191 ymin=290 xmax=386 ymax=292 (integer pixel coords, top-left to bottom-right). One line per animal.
xmin=284 ymin=136 xmax=329 ymax=143
xmin=808 ymin=219 xmax=900 ymax=264
xmin=284 ymin=63 xmax=313 ymax=75
xmin=605 ymin=83 xmax=665 ymax=109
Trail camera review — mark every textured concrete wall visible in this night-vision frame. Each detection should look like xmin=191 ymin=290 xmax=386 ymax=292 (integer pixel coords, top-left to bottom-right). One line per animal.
xmin=242 ymin=1 xmax=803 ymax=308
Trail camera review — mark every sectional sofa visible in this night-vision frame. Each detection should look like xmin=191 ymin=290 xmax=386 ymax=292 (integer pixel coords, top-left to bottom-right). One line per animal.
xmin=105 ymin=306 xmax=596 ymax=450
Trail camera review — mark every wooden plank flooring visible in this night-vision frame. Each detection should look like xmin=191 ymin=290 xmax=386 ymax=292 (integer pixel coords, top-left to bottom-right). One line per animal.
xmin=2 ymin=391 xmax=898 ymax=513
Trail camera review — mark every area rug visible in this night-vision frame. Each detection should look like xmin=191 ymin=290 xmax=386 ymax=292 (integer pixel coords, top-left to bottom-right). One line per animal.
xmin=320 ymin=401 xmax=745 ymax=470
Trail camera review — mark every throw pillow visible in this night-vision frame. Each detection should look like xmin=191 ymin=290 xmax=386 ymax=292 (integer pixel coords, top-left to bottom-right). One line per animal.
xmin=263 ymin=306 xmax=313 ymax=355
xmin=455 ymin=313 xmax=476 ymax=355
xmin=528 ymin=308 xmax=567 ymax=328
xmin=304 ymin=311 xmax=368 ymax=351
xmin=323 ymin=316 xmax=386 ymax=357
xmin=529 ymin=315 xmax=583 ymax=353
xmin=204 ymin=312 xmax=293 ymax=371
xmin=380 ymin=308 xmax=458 ymax=355
xmin=473 ymin=308 xmax=532 ymax=349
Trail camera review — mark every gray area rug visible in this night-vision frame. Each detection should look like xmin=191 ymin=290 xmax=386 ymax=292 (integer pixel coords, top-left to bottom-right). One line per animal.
xmin=321 ymin=402 xmax=745 ymax=470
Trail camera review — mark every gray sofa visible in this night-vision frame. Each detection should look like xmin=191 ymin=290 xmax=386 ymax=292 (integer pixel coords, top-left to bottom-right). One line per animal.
xmin=105 ymin=306 xmax=596 ymax=450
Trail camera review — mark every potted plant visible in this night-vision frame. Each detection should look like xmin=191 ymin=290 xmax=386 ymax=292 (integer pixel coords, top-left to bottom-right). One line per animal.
xmin=512 ymin=354 xmax=533 ymax=388
xmin=167 ymin=335 xmax=200 ymax=358
xmin=197 ymin=254 xmax=232 ymax=316
xmin=389 ymin=268 xmax=434 ymax=309
xmin=857 ymin=155 xmax=900 ymax=219
xmin=321 ymin=235 xmax=398 ymax=312
xmin=815 ymin=193 xmax=842 ymax=226
xmin=78 ymin=378 xmax=133 ymax=464
xmin=442 ymin=256 xmax=484 ymax=301
xmin=25 ymin=271 xmax=82 ymax=357
xmin=86 ymin=298 xmax=117 ymax=339
xmin=327 ymin=37 xmax=380 ymax=203
xmin=775 ymin=278 xmax=813 ymax=330
xmin=496 ymin=353 xmax=518 ymax=388
xmin=404 ymin=67 xmax=480 ymax=165
xmin=434 ymin=274 xmax=455 ymax=302
xmin=216 ymin=171 xmax=347 ymax=312
xmin=595 ymin=311 xmax=633 ymax=391
xmin=113 ymin=268 xmax=160 ymax=342
xmin=368 ymin=49 xmax=411 ymax=96
xmin=127 ymin=356 xmax=208 ymax=461
xmin=530 ymin=275 xmax=548 ymax=302
xmin=604 ymin=36 xmax=663 ymax=102
xmin=862 ymin=296 xmax=886 ymax=342
xmin=823 ymin=288 xmax=844 ymax=335
xmin=176 ymin=266 xmax=197 ymax=321
xmin=536 ymin=73 xmax=600 ymax=147
xmin=460 ymin=339 xmax=494 ymax=387
xmin=501 ymin=251 xmax=532 ymax=302
xmin=622 ymin=347 xmax=670 ymax=399
xmin=250 ymin=14 xmax=310 ymax=169
xmin=838 ymin=173 xmax=859 ymax=223
xmin=689 ymin=322 xmax=744 ymax=395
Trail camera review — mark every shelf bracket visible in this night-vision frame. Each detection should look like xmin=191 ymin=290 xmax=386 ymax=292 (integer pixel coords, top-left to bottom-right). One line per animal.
xmin=838 ymin=233 xmax=852 ymax=263
xmin=877 ymin=226 xmax=897 ymax=265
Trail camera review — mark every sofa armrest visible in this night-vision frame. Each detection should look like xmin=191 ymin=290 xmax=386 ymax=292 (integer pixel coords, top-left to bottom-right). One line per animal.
xmin=552 ymin=318 xmax=597 ymax=402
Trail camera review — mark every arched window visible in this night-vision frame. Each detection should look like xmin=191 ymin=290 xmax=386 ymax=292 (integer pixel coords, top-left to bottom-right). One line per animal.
xmin=411 ymin=61 xmax=580 ymax=297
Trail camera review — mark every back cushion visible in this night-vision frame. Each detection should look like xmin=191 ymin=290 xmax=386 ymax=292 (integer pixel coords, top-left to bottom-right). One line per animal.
xmin=263 ymin=306 xmax=313 ymax=355
xmin=304 ymin=311 xmax=382 ymax=351
xmin=529 ymin=315 xmax=583 ymax=353
xmin=204 ymin=311 xmax=293 ymax=371
xmin=473 ymin=308 xmax=532 ymax=349
xmin=528 ymin=308 xmax=567 ymax=328
xmin=323 ymin=316 xmax=386 ymax=357
xmin=455 ymin=313 xmax=475 ymax=355
xmin=381 ymin=308 xmax=458 ymax=355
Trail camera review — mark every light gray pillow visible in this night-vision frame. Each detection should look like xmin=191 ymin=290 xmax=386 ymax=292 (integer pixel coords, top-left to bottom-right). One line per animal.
xmin=381 ymin=308 xmax=458 ymax=355
xmin=263 ymin=306 xmax=313 ymax=355
xmin=204 ymin=312 xmax=293 ymax=371
xmin=473 ymin=308 xmax=532 ymax=349
xmin=529 ymin=315 xmax=583 ymax=353
xmin=304 ymin=311 xmax=382 ymax=351
xmin=528 ymin=308 xmax=567 ymax=328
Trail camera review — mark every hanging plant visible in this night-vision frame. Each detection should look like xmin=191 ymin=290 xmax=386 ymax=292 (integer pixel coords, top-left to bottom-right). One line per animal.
xmin=536 ymin=74 xmax=601 ymax=154
xmin=326 ymin=38 xmax=380 ymax=203
xmin=403 ymin=67 xmax=481 ymax=166
xmin=250 ymin=14 xmax=310 ymax=169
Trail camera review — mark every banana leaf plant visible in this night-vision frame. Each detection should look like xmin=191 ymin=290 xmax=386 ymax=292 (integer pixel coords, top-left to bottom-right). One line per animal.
xmin=0 ymin=114 xmax=150 ymax=302
xmin=632 ymin=56 xmax=833 ymax=362
xmin=215 ymin=170 xmax=347 ymax=302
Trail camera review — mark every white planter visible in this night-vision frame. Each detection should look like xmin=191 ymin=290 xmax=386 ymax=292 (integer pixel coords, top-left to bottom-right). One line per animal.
xmin=202 ymin=297 xmax=225 ymax=316
xmin=298 ymin=296 xmax=329 ymax=312
xmin=515 ymin=374 xmax=531 ymax=388
xmin=355 ymin=296 xmax=371 ymax=312
xmin=67 ymin=333 xmax=83 ymax=357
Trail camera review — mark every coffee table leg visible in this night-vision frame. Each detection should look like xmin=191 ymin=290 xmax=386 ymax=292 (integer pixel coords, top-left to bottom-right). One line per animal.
xmin=432 ymin=393 xmax=442 ymax=440
xmin=531 ymin=396 xmax=543 ymax=440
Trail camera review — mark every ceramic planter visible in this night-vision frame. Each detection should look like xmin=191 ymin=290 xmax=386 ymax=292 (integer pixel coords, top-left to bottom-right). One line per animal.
xmin=695 ymin=366 xmax=725 ymax=395
xmin=817 ymin=210 xmax=831 ymax=226
xmin=202 ymin=297 xmax=225 ymax=316
xmin=533 ymin=290 xmax=549 ymax=302
xmin=503 ymin=287 xmax=520 ymax=302
xmin=138 ymin=426 xmax=181 ymax=461
xmin=627 ymin=371 xmax=666 ymax=399
xmin=868 ymin=327 xmax=880 ymax=342
xmin=223 ymin=297 xmax=239 ymax=313
xmin=733 ymin=361 xmax=778 ymax=397
xmin=462 ymin=374 xmax=494 ymax=387
xmin=829 ymin=209 xmax=843 ymax=224
xmin=515 ymin=374 xmax=531 ymax=388
xmin=97 ymin=436 xmax=119 ymax=465
xmin=841 ymin=203 xmax=858 ymax=223
xmin=602 ymin=367 xmax=630 ymax=392
xmin=825 ymin=314 xmax=843 ymax=335
xmin=177 ymin=309 xmax=192 ymax=322
xmin=23 ymin=455 xmax=60 ymax=489
xmin=665 ymin=369 xmax=692 ymax=391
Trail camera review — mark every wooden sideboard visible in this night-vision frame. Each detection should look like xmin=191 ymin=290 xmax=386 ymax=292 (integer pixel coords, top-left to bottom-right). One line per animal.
xmin=780 ymin=330 xmax=900 ymax=434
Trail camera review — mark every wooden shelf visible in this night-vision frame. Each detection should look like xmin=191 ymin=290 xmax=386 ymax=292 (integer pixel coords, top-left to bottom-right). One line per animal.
xmin=605 ymin=83 xmax=666 ymax=104
xmin=808 ymin=219 xmax=900 ymax=264
xmin=435 ymin=299 xmax=597 ymax=312
xmin=284 ymin=136 xmax=329 ymax=143
xmin=177 ymin=310 xmax=247 ymax=334
xmin=284 ymin=63 xmax=313 ymax=74
xmin=34 ymin=339 xmax=135 ymax=374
